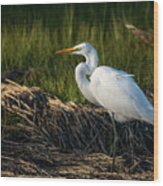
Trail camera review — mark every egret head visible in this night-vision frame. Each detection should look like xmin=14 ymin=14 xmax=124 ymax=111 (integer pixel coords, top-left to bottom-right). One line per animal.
xmin=55 ymin=42 xmax=96 ymax=57
xmin=56 ymin=42 xmax=99 ymax=73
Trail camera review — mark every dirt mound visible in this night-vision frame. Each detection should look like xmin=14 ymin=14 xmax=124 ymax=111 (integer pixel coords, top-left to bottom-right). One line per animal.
xmin=1 ymin=80 xmax=154 ymax=180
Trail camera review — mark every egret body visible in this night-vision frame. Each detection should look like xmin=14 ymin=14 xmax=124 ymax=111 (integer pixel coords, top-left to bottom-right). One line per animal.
xmin=56 ymin=42 xmax=153 ymax=125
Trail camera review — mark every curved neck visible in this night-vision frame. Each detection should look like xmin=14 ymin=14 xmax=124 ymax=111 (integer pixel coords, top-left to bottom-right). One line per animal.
xmin=84 ymin=49 xmax=98 ymax=74
xmin=75 ymin=63 xmax=98 ymax=105
xmin=75 ymin=63 xmax=90 ymax=90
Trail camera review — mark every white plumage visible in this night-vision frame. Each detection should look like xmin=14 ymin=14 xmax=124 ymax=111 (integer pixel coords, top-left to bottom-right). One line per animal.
xmin=56 ymin=42 xmax=153 ymax=124
xmin=90 ymin=66 xmax=153 ymax=123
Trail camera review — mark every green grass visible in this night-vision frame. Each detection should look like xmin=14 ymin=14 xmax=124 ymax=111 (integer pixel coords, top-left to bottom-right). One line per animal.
xmin=1 ymin=2 xmax=154 ymax=103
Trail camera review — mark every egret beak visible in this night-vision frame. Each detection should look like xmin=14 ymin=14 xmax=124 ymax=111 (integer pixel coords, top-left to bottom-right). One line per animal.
xmin=55 ymin=47 xmax=77 ymax=54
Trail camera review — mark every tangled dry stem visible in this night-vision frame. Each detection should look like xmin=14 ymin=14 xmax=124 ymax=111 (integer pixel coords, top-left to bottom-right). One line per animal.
xmin=1 ymin=79 xmax=154 ymax=180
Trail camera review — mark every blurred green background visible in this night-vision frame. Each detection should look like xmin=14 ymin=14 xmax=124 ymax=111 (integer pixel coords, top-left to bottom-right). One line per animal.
xmin=1 ymin=2 xmax=154 ymax=103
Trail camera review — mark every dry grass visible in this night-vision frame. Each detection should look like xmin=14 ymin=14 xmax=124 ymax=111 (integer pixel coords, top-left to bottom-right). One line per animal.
xmin=1 ymin=80 xmax=154 ymax=180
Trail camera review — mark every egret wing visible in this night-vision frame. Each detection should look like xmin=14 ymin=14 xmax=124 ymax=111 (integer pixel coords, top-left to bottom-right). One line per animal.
xmin=90 ymin=66 xmax=153 ymax=124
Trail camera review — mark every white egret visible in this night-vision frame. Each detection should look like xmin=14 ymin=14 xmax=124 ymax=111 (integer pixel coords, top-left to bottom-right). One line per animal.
xmin=56 ymin=42 xmax=154 ymax=169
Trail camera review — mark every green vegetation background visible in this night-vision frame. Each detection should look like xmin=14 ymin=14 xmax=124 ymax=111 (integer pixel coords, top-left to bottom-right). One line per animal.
xmin=2 ymin=2 xmax=154 ymax=103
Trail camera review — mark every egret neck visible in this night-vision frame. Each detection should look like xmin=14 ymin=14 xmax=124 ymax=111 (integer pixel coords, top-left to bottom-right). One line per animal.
xmin=75 ymin=63 xmax=99 ymax=105
xmin=84 ymin=48 xmax=98 ymax=74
